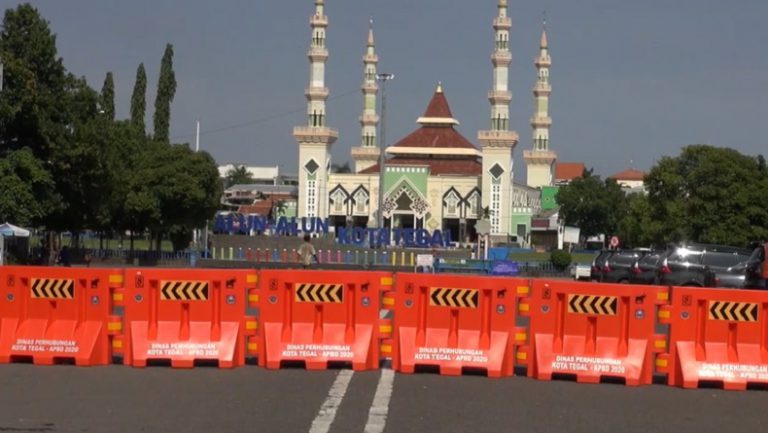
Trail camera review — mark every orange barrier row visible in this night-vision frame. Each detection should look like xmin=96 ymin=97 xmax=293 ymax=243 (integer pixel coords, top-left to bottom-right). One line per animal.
xmin=0 ymin=266 xmax=122 ymax=366
xmin=659 ymin=288 xmax=768 ymax=390
xmin=388 ymin=273 xmax=526 ymax=377
xmin=253 ymin=270 xmax=392 ymax=371
xmin=3 ymin=265 xmax=768 ymax=392
xmin=518 ymin=280 xmax=667 ymax=386
xmin=114 ymin=269 xmax=258 ymax=368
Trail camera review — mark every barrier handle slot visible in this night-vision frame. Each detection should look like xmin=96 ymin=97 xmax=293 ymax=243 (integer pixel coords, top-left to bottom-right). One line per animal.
xmin=554 ymin=292 xmax=565 ymax=353
xmin=149 ymin=281 xmax=158 ymax=340
xmin=282 ymin=282 xmax=292 ymax=341
xmin=211 ymin=281 xmax=221 ymax=342
xmin=618 ymin=295 xmax=629 ymax=357
xmin=313 ymin=304 xmax=323 ymax=344
xmin=762 ymin=303 xmax=768 ymax=354
xmin=180 ymin=303 xmax=190 ymax=341
xmin=480 ymin=289 xmax=491 ymax=349
xmin=695 ymin=300 xmax=707 ymax=360
xmin=345 ymin=284 xmax=355 ymax=343
xmin=728 ymin=323 xmax=738 ymax=363
xmin=448 ymin=309 xmax=458 ymax=348
xmin=417 ymin=286 xmax=428 ymax=347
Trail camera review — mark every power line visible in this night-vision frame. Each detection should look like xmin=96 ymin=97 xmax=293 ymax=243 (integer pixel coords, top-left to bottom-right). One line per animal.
xmin=171 ymin=87 xmax=360 ymax=142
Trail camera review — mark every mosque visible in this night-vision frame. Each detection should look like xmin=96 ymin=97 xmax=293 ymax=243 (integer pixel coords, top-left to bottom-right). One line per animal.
xmin=293 ymin=0 xmax=559 ymax=247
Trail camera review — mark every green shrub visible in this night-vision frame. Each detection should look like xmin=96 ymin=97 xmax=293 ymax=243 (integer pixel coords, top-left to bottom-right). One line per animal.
xmin=550 ymin=249 xmax=572 ymax=270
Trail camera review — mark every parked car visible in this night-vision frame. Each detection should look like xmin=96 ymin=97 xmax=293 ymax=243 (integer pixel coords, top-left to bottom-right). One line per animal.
xmin=628 ymin=252 xmax=662 ymax=285
xmin=658 ymin=244 xmax=752 ymax=288
xmin=591 ymin=250 xmax=615 ymax=282
xmin=601 ymin=249 xmax=653 ymax=284
xmin=744 ymin=243 xmax=767 ymax=289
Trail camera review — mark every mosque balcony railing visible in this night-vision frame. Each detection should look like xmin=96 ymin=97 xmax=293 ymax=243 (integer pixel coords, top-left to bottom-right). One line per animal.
xmin=487 ymin=90 xmax=512 ymax=102
xmin=305 ymin=86 xmax=330 ymax=99
xmin=293 ymin=126 xmax=339 ymax=144
xmin=493 ymin=17 xmax=511 ymax=29
xmin=523 ymin=149 xmax=557 ymax=162
xmin=478 ymin=130 xmax=519 ymax=147
xmin=359 ymin=113 xmax=380 ymax=124
xmin=530 ymin=116 xmax=553 ymax=126
xmin=310 ymin=14 xmax=329 ymax=27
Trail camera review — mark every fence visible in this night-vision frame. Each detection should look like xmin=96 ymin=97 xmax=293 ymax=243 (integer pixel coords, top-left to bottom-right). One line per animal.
xmin=2 ymin=265 xmax=768 ymax=392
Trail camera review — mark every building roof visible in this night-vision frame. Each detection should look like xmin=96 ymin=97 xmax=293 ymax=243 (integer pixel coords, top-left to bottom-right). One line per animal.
xmin=389 ymin=125 xmax=478 ymax=150
xmin=609 ymin=168 xmax=645 ymax=181
xmin=359 ymin=85 xmax=480 ymax=176
xmin=389 ymin=87 xmax=476 ymax=150
xmin=422 ymin=85 xmax=454 ymax=119
xmin=360 ymin=157 xmax=482 ymax=176
xmin=554 ymin=162 xmax=586 ymax=181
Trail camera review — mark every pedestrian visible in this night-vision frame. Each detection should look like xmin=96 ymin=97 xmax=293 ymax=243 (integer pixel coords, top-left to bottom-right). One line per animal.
xmin=57 ymin=246 xmax=72 ymax=267
xmin=84 ymin=249 xmax=93 ymax=268
xmin=298 ymin=234 xmax=317 ymax=269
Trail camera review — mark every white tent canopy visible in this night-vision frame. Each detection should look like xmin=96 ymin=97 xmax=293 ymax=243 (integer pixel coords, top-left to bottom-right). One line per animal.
xmin=0 ymin=223 xmax=31 ymax=237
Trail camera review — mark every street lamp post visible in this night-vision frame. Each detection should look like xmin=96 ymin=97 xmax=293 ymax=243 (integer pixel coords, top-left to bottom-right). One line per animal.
xmin=375 ymin=73 xmax=394 ymax=233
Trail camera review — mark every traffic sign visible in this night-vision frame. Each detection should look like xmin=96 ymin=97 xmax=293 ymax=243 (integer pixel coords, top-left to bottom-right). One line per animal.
xmin=609 ymin=236 xmax=620 ymax=249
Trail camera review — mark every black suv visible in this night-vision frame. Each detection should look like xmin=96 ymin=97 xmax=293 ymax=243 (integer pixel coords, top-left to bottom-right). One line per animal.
xmin=658 ymin=244 xmax=752 ymax=288
xmin=591 ymin=250 xmax=615 ymax=282
xmin=628 ymin=252 xmax=662 ymax=285
xmin=744 ymin=244 xmax=767 ymax=289
xmin=601 ymin=249 xmax=653 ymax=283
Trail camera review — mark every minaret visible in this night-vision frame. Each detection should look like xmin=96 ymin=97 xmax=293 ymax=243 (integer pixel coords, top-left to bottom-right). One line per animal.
xmin=294 ymin=0 xmax=338 ymax=219
xmin=351 ymin=20 xmax=380 ymax=173
xmin=524 ymin=24 xmax=557 ymax=188
xmin=478 ymin=0 xmax=519 ymax=240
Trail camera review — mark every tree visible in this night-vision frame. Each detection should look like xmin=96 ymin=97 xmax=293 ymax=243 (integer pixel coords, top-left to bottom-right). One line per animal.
xmin=224 ymin=165 xmax=254 ymax=188
xmin=130 ymin=63 xmax=147 ymax=134
xmin=644 ymin=145 xmax=768 ymax=247
xmin=331 ymin=162 xmax=352 ymax=173
xmin=556 ymin=169 xmax=628 ymax=241
xmin=100 ymin=71 xmax=115 ymax=121
xmin=153 ymin=44 xmax=176 ymax=142
xmin=0 ymin=147 xmax=58 ymax=226
xmin=0 ymin=4 xmax=69 ymax=162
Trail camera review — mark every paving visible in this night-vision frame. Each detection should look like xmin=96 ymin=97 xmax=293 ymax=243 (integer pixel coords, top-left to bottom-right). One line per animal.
xmin=0 ymin=364 xmax=765 ymax=433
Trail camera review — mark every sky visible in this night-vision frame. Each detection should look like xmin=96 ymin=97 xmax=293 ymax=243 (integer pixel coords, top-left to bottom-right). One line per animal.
xmin=10 ymin=0 xmax=768 ymax=181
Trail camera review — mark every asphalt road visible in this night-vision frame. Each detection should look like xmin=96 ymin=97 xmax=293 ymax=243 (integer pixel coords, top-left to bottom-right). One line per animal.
xmin=1 ymin=364 xmax=765 ymax=433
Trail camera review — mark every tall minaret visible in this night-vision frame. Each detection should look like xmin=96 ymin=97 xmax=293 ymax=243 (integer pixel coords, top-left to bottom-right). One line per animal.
xmin=478 ymin=0 xmax=519 ymax=240
xmin=294 ymin=0 xmax=338 ymax=219
xmin=524 ymin=24 xmax=557 ymax=188
xmin=351 ymin=20 xmax=380 ymax=173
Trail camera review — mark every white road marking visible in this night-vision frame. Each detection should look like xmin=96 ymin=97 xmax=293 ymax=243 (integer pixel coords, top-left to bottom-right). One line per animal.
xmin=363 ymin=368 xmax=395 ymax=433
xmin=309 ymin=370 xmax=354 ymax=433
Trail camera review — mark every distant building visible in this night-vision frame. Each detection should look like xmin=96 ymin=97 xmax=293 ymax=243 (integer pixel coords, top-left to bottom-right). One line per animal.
xmin=217 ymin=164 xmax=298 ymax=186
xmin=610 ymin=168 xmax=646 ymax=191
xmin=554 ymin=162 xmax=586 ymax=185
xmin=291 ymin=0 xmax=557 ymax=245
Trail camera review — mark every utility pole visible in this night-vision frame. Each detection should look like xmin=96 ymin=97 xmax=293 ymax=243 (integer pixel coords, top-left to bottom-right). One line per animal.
xmin=375 ymin=73 xmax=394 ymax=233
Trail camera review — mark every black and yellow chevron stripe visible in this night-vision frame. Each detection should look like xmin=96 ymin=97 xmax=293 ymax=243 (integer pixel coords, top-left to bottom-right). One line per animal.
xmin=295 ymin=283 xmax=344 ymax=303
xmin=429 ymin=288 xmax=479 ymax=308
xmin=708 ymin=301 xmax=758 ymax=322
xmin=160 ymin=281 xmax=209 ymax=301
xmin=568 ymin=294 xmax=617 ymax=316
xmin=31 ymin=279 xmax=75 ymax=299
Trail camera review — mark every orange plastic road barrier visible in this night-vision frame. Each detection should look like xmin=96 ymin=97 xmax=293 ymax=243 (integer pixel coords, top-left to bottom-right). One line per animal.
xmin=0 ymin=266 xmax=123 ymax=366
xmin=520 ymin=280 xmax=668 ymax=386
xmin=388 ymin=273 xmax=526 ymax=377
xmin=117 ymin=269 xmax=257 ymax=368
xmin=253 ymin=270 xmax=392 ymax=370
xmin=659 ymin=287 xmax=768 ymax=390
